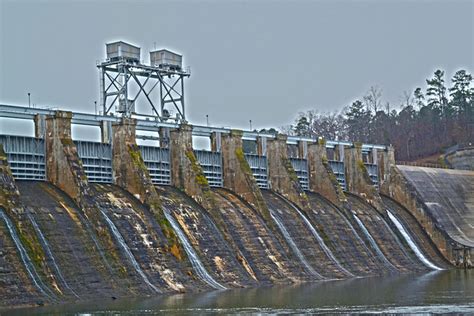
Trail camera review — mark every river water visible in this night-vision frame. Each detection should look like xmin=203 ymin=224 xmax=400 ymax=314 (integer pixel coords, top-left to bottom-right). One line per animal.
xmin=4 ymin=270 xmax=474 ymax=315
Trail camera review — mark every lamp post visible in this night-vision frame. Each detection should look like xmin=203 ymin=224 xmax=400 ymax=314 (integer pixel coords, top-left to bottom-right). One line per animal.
xmin=206 ymin=114 xmax=209 ymax=126
xmin=28 ymin=93 xmax=31 ymax=108
xmin=249 ymin=119 xmax=252 ymax=131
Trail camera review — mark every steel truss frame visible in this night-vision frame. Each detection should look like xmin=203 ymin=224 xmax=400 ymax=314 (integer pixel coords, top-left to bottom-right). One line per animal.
xmin=98 ymin=60 xmax=190 ymax=121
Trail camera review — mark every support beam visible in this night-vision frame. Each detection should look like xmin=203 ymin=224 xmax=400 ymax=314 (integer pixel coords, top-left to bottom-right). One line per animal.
xmin=377 ymin=145 xmax=395 ymax=192
xmin=0 ymin=144 xmax=20 ymax=209
xmin=100 ymin=120 xmax=112 ymax=144
xmin=297 ymin=140 xmax=307 ymax=159
xmin=34 ymin=114 xmax=46 ymax=138
xmin=159 ymin=127 xmax=170 ymax=148
xmin=256 ymin=136 xmax=267 ymax=156
xmin=307 ymin=139 xmax=346 ymax=207
xmin=210 ymin=131 xmax=221 ymax=152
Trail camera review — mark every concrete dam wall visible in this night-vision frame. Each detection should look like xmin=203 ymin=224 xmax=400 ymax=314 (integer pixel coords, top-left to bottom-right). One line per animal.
xmin=382 ymin=165 xmax=474 ymax=265
xmin=0 ymin=110 xmax=466 ymax=308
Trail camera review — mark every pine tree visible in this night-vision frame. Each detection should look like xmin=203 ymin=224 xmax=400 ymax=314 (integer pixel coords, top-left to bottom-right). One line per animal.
xmin=293 ymin=116 xmax=311 ymax=137
xmin=426 ymin=70 xmax=448 ymax=110
xmin=449 ymin=70 xmax=473 ymax=113
xmin=413 ymin=87 xmax=425 ymax=108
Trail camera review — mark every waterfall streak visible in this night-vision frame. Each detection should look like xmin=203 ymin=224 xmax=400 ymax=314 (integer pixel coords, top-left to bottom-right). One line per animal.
xmin=27 ymin=213 xmax=80 ymax=298
xmin=387 ymin=210 xmax=443 ymax=271
xmin=99 ymin=208 xmax=161 ymax=293
xmin=0 ymin=209 xmax=54 ymax=299
xmin=289 ymin=205 xmax=354 ymax=277
xmin=352 ymin=214 xmax=398 ymax=271
xmin=270 ymin=210 xmax=323 ymax=279
xmin=163 ymin=207 xmax=227 ymax=290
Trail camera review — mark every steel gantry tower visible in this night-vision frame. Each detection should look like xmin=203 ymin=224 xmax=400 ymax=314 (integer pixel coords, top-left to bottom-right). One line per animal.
xmin=98 ymin=41 xmax=190 ymax=122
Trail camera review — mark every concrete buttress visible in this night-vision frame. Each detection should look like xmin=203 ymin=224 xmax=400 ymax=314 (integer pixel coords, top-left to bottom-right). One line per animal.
xmin=112 ymin=117 xmax=161 ymax=208
xmin=218 ymin=130 xmax=270 ymax=220
xmin=344 ymin=143 xmax=384 ymax=211
xmin=266 ymin=134 xmax=310 ymax=211
xmin=45 ymin=111 xmax=88 ymax=202
xmin=306 ymin=139 xmax=346 ymax=208
xmin=169 ymin=124 xmax=214 ymax=208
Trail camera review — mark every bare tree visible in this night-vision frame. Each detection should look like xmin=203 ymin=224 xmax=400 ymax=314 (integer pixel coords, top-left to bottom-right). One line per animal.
xmin=363 ymin=86 xmax=383 ymax=113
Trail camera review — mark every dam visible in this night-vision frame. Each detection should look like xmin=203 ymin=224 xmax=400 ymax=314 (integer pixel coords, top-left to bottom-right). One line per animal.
xmin=0 ymin=41 xmax=472 ymax=309
xmin=1 ymin=103 xmax=471 ymax=308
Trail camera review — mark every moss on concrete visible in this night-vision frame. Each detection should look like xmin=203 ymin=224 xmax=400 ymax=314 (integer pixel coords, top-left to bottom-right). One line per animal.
xmin=282 ymin=156 xmax=299 ymax=183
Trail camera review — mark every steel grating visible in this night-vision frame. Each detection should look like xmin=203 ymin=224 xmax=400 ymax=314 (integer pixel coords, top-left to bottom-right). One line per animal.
xmin=0 ymin=135 xmax=46 ymax=180
xmin=328 ymin=160 xmax=346 ymax=190
xmin=364 ymin=163 xmax=379 ymax=188
xmin=139 ymin=146 xmax=171 ymax=185
xmin=245 ymin=154 xmax=269 ymax=189
xmin=75 ymin=141 xmax=113 ymax=183
xmin=195 ymin=150 xmax=223 ymax=187
xmin=290 ymin=158 xmax=309 ymax=191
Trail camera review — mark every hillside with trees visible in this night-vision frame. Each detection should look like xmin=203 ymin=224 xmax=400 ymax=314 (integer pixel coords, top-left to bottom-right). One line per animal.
xmin=282 ymin=69 xmax=474 ymax=161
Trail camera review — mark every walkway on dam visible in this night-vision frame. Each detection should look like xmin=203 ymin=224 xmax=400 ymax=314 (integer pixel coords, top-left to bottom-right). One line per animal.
xmin=397 ymin=165 xmax=474 ymax=247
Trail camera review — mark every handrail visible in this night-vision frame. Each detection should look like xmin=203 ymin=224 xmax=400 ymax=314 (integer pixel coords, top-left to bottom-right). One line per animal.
xmin=0 ymin=103 xmax=386 ymax=150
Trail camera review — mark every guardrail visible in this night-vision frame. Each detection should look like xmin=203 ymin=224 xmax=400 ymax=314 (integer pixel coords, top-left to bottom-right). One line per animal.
xmin=396 ymin=161 xmax=450 ymax=169
xmin=0 ymin=104 xmax=386 ymax=149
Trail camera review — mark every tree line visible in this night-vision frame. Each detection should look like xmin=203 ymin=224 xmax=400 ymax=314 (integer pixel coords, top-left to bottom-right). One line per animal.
xmin=279 ymin=69 xmax=474 ymax=161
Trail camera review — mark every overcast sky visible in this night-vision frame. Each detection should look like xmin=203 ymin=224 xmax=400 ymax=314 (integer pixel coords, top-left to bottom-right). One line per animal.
xmin=1 ymin=0 xmax=473 ymax=137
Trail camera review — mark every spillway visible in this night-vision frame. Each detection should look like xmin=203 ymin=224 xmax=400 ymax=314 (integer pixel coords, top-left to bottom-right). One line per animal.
xmin=0 ymin=208 xmax=54 ymax=300
xmin=386 ymin=210 xmax=443 ymax=271
xmin=27 ymin=212 xmax=79 ymax=298
xmin=397 ymin=166 xmax=474 ymax=248
xmin=163 ymin=207 xmax=227 ymax=290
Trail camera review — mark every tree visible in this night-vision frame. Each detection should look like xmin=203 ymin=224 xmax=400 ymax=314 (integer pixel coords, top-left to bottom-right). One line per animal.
xmin=345 ymin=100 xmax=371 ymax=142
xmin=363 ymin=86 xmax=382 ymax=113
xmin=293 ymin=115 xmax=311 ymax=137
xmin=413 ymin=87 xmax=425 ymax=109
xmin=449 ymin=70 xmax=473 ymax=113
xmin=426 ymin=69 xmax=448 ymax=110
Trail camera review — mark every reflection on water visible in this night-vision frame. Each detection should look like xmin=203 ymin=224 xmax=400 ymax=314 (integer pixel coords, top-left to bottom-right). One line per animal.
xmin=4 ymin=270 xmax=474 ymax=315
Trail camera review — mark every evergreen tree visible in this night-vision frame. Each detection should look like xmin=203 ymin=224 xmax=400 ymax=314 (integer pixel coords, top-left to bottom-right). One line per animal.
xmin=293 ymin=116 xmax=311 ymax=136
xmin=345 ymin=100 xmax=371 ymax=142
xmin=426 ymin=69 xmax=448 ymax=110
xmin=449 ymin=70 xmax=473 ymax=113
xmin=414 ymin=87 xmax=425 ymax=108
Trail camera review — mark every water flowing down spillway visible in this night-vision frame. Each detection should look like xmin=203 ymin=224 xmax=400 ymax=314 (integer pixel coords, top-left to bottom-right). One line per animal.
xmin=163 ymin=207 xmax=227 ymax=290
xmin=352 ymin=214 xmax=398 ymax=272
xmin=281 ymin=199 xmax=354 ymax=277
xmin=99 ymin=208 xmax=161 ymax=293
xmin=0 ymin=208 xmax=55 ymax=299
xmin=386 ymin=210 xmax=443 ymax=271
xmin=27 ymin=212 xmax=80 ymax=298
xmin=270 ymin=210 xmax=323 ymax=279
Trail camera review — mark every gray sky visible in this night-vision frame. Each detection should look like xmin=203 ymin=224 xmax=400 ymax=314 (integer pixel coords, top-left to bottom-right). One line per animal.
xmin=1 ymin=0 xmax=473 ymax=136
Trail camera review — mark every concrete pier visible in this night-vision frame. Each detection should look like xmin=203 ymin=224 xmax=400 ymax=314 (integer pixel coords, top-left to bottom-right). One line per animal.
xmin=307 ymin=139 xmax=346 ymax=207
xmin=266 ymin=134 xmax=310 ymax=211
xmin=344 ymin=142 xmax=383 ymax=210
xmin=45 ymin=111 xmax=87 ymax=202
xmin=111 ymin=117 xmax=160 ymax=206
xmin=217 ymin=130 xmax=269 ymax=216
